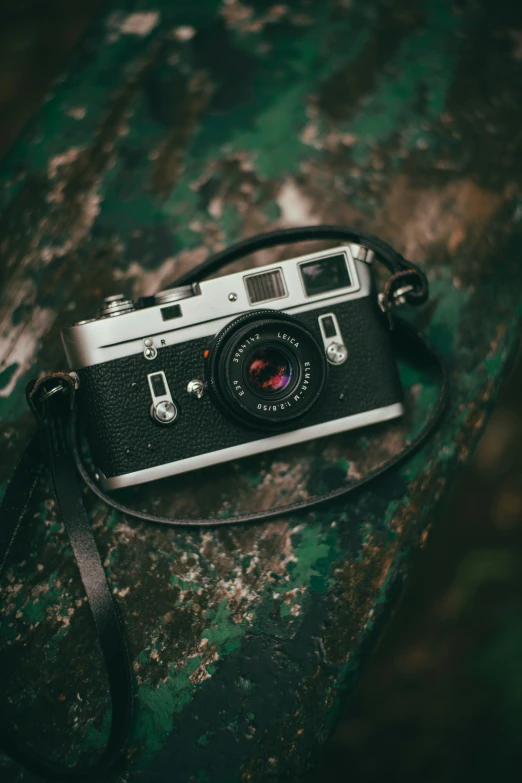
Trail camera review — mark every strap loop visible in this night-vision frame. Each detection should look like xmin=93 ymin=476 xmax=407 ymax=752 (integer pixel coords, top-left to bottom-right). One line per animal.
xmin=27 ymin=372 xmax=78 ymax=418
xmin=378 ymin=269 xmax=429 ymax=328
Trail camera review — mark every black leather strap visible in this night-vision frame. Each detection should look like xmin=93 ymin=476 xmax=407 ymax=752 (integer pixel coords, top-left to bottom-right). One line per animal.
xmin=1 ymin=378 xmax=134 ymax=782
xmin=0 ymin=226 xmax=448 ymax=780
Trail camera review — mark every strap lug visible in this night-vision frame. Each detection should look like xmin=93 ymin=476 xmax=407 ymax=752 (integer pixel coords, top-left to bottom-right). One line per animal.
xmin=350 ymin=243 xmax=375 ymax=264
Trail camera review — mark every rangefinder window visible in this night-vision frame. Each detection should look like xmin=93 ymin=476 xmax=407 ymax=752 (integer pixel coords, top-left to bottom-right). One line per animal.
xmin=299 ymin=253 xmax=351 ymax=297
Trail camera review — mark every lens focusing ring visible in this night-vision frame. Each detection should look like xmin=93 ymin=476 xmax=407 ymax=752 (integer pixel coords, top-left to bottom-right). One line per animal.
xmin=207 ymin=310 xmax=327 ymax=430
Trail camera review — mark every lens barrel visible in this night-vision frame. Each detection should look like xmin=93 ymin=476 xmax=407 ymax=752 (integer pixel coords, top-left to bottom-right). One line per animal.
xmin=207 ymin=310 xmax=327 ymax=429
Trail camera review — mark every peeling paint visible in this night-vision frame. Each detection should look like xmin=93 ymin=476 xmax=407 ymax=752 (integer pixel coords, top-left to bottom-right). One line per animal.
xmin=1 ymin=0 xmax=522 ymax=781
xmin=0 ymin=306 xmax=55 ymax=397
xmin=67 ymin=107 xmax=87 ymax=121
xmin=107 ymin=12 xmax=161 ymax=42
xmin=276 ymin=179 xmax=318 ymax=226
xmin=173 ymin=26 xmax=196 ymax=42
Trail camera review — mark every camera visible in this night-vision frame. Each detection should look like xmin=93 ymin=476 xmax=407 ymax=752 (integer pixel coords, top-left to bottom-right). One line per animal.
xmin=61 ymin=245 xmax=404 ymax=489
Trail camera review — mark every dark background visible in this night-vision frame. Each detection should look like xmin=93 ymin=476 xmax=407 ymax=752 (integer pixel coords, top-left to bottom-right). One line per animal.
xmin=1 ymin=3 xmax=522 ymax=782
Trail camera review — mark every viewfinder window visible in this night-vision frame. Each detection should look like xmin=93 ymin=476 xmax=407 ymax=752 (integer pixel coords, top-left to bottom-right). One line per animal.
xmin=300 ymin=253 xmax=351 ymax=297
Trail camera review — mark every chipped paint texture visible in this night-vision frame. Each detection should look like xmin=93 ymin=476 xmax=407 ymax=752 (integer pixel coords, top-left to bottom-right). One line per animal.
xmin=107 ymin=12 xmax=161 ymax=42
xmin=1 ymin=0 xmax=522 ymax=781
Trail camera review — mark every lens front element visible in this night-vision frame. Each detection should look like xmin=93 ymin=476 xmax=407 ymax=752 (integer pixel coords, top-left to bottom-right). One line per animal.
xmin=207 ymin=311 xmax=327 ymax=429
xmin=245 ymin=346 xmax=294 ymax=396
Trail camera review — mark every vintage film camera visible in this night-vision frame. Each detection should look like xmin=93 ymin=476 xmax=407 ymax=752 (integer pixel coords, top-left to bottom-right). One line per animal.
xmin=62 ymin=245 xmax=404 ymax=489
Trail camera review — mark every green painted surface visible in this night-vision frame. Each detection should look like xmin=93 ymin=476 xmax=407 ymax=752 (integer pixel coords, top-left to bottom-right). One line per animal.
xmin=1 ymin=0 xmax=522 ymax=781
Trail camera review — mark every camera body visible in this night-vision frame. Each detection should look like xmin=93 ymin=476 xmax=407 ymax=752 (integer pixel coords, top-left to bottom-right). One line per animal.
xmin=62 ymin=245 xmax=404 ymax=490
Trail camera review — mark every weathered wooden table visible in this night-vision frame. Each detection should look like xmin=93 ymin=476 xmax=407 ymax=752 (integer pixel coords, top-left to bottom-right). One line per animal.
xmin=1 ymin=1 xmax=521 ymax=781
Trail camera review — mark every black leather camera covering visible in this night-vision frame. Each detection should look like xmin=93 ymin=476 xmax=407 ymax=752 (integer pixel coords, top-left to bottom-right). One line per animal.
xmin=77 ymin=296 xmax=403 ymax=479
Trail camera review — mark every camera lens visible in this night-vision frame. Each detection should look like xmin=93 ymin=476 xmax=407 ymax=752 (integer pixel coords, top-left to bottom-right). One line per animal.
xmin=207 ymin=310 xmax=327 ymax=429
xmin=245 ymin=346 xmax=294 ymax=396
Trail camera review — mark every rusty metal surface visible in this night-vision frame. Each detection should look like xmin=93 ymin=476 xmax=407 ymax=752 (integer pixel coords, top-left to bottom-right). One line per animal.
xmin=0 ymin=1 xmax=521 ymax=781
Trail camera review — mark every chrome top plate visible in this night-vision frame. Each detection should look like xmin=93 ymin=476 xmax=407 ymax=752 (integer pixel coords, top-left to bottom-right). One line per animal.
xmin=62 ymin=245 xmax=371 ymax=369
